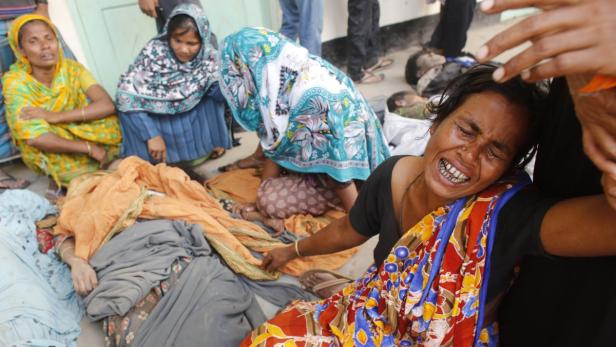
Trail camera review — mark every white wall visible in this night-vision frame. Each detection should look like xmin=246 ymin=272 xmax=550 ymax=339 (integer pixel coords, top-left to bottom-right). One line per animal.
xmin=321 ymin=0 xmax=440 ymax=41
xmin=48 ymin=0 xmax=89 ymax=67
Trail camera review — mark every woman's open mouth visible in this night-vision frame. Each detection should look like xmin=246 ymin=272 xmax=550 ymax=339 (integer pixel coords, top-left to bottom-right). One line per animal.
xmin=439 ymin=158 xmax=470 ymax=184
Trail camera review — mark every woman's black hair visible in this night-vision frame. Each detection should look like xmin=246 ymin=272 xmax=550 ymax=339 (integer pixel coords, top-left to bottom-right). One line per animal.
xmin=167 ymin=14 xmax=201 ymax=43
xmin=18 ymin=19 xmax=54 ymax=48
xmin=427 ymin=64 xmax=546 ymax=169
xmin=386 ymin=89 xmax=418 ymax=112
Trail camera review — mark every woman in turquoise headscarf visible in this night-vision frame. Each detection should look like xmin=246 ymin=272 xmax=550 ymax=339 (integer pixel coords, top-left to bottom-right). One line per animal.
xmin=219 ymin=27 xmax=389 ymax=228
xmin=116 ymin=4 xmax=230 ymax=178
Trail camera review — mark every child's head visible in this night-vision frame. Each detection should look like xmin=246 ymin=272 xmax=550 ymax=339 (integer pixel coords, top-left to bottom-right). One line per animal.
xmin=386 ymin=90 xmax=426 ymax=111
xmin=167 ymin=14 xmax=201 ymax=63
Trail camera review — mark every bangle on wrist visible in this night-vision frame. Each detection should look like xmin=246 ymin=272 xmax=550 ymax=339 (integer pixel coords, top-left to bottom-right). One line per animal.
xmin=81 ymin=107 xmax=86 ymax=122
xmin=85 ymin=141 xmax=92 ymax=156
xmin=294 ymin=240 xmax=302 ymax=257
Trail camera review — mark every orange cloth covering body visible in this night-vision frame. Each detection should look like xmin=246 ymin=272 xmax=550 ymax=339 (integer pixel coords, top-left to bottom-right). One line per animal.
xmin=53 ymin=156 xmax=355 ymax=280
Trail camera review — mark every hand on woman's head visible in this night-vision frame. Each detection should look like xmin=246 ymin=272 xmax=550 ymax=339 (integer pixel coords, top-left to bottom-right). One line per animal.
xmin=476 ymin=0 xmax=616 ymax=82
xmin=17 ymin=20 xmax=58 ymax=69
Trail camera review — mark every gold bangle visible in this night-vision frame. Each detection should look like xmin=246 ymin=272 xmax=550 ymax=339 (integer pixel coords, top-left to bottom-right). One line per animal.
xmin=85 ymin=141 xmax=92 ymax=156
xmin=294 ymin=240 xmax=302 ymax=257
xmin=60 ymin=246 xmax=74 ymax=260
xmin=81 ymin=107 xmax=86 ymax=122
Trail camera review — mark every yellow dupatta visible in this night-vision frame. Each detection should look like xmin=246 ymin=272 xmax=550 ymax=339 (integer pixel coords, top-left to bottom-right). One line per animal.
xmin=1 ymin=14 xmax=121 ymax=186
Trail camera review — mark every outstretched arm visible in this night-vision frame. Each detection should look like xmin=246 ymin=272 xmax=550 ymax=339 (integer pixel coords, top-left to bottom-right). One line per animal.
xmin=261 ymin=215 xmax=369 ymax=272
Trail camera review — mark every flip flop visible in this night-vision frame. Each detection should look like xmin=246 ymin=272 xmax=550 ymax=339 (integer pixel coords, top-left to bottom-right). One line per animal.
xmin=0 ymin=174 xmax=30 ymax=190
xmin=365 ymin=58 xmax=394 ymax=73
xmin=356 ymin=71 xmax=384 ymax=85
xmin=209 ymin=147 xmax=226 ymax=160
xmin=299 ymin=269 xmax=353 ymax=298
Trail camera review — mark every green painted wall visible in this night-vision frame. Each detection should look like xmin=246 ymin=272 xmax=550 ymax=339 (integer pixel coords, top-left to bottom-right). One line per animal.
xmin=66 ymin=0 xmax=276 ymax=94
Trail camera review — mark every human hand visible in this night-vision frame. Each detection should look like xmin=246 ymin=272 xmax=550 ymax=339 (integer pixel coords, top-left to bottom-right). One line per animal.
xmin=261 ymin=245 xmax=297 ymax=273
xmin=147 ymin=135 xmax=166 ymax=162
xmin=567 ymin=76 xmax=616 ymax=176
xmin=69 ymin=257 xmax=98 ymax=296
xmin=138 ymin=0 xmax=159 ymax=17
xmin=20 ymin=107 xmax=59 ymax=123
xmin=476 ymin=0 xmax=616 ymax=82
xmin=88 ymin=144 xmax=109 ymax=166
xmin=602 ymin=173 xmax=616 ymax=210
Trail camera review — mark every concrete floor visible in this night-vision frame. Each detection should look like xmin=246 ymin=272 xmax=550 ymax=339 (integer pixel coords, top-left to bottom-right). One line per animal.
xmin=1 ymin=15 xmax=529 ymax=346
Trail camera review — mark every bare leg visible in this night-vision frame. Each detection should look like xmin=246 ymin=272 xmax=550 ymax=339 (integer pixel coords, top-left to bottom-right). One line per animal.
xmin=218 ymin=144 xmax=266 ymax=172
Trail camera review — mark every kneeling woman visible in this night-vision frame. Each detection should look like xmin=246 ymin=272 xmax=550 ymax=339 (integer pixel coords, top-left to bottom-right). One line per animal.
xmin=2 ymin=15 xmax=121 ymax=189
xmin=246 ymin=65 xmax=616 ymax=346
xmin=219 ymin=28 xmax=390 ymax=228
xmin=116 ymin=4 xmax=231 ymax=175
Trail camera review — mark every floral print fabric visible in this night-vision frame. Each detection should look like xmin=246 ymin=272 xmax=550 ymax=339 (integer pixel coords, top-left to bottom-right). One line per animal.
xmin=116 ymin=4 xmax=218 ymax=114
xmin=103 ymin=257 xmax=191 ymax=347
xmin=219 ymin=27 xmax=390 ymax=182
xmin=242 ymin=174 xmax=530 ymax=347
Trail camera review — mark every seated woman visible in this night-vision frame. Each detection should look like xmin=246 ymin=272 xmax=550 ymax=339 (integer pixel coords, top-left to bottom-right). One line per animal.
xmin=218 ymin=27 xmax=390 ymax=230
xmin=2 ymin=14 xmax=121 ymax=196
xmin=245 ymin=65 xmax=616 ymax=346
xmin=116 ymin=4 xmax=231 ymax=178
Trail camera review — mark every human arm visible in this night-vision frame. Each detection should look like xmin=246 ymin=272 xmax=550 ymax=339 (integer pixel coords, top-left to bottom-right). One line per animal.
xmin=261 ymin=215 xmax=369 ymax=272
xmin=540 ymin=193 xmax=616 ymax=257
xmin=21 ymin=85 xmax=116 ymax=124
xmin=138 ymin=0 xmax=160 ymax=17
xmin=26 ymin=133 xmax=108 ymax=164
xmin=334 ymin=182 xmax=359 ymax=212
xmin=33 ymin=1 xmax=49 ymax=18
xmin=58 ymin=238 xmax=98 ymax=296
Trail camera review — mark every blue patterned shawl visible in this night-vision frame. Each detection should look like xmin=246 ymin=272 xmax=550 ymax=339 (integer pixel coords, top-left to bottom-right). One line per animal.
xmin=116 ymin=4 xmax=217 ymax=114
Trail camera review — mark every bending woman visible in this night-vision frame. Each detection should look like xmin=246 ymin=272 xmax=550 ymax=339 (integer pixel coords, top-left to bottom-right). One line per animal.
xmin=219 ymin=27 xmax=390 ymax=227
xmin=2 ymin=14 xmax=121 ymax=191
xmin=246 ymin=65 xmax=616 ymax=346
xmin=116 ymin=4 xmax=231 ymax=177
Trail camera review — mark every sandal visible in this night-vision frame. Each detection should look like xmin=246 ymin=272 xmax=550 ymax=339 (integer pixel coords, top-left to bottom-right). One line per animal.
xmin=365 ymin=58 xmax=394 ymax=73
xmin=299 ymin=269 xmax=353 ymax=299
xmin=356 ymin=71 xmax=384 ymax=85
xmin=209 ymin=147 xmax=226 ymax=160
xmin=0 ymin=174 xmax=30 ymax=190
xmin=218 ymin=155 xmax=264 ymax=172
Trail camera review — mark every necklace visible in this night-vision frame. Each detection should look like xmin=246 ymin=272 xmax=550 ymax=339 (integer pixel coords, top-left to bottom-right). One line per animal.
xmin=398 ymin=171 xmax=423 ymax=234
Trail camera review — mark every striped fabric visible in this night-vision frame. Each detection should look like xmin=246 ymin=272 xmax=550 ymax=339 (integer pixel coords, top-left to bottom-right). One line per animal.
xmin=119 ymin=84 xmax=231 ymax=164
